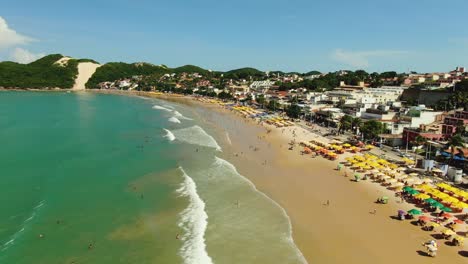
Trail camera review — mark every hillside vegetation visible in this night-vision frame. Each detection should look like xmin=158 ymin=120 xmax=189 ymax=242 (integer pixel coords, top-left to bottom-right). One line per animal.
xmin=0 ymin=54 xmax=93 ymax=89
xmin=86 ymin=62 xmax=170 ymax=88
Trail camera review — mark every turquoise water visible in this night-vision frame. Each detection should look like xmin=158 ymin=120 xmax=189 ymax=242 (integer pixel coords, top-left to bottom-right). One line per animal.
xmin=0 ymin=91 xmax=305 ymax=264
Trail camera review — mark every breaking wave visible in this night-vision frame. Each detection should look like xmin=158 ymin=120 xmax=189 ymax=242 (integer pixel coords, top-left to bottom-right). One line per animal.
xmin=163 ymin=129 xmax=176 ymax=141
xmin=176 ymin=167 xmax=213 ymax=264
xmin=152 ymin=105 xmax=172 ymax=112
xmin=168 ymin=117 xmax=181 ymax=124
xmin=172 ymin=126 xmax=221 ymax=151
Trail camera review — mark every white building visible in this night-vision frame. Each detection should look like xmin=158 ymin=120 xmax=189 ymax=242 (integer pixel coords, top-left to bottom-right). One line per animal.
xmin=249 ymin=80 xmax=274 ymax=91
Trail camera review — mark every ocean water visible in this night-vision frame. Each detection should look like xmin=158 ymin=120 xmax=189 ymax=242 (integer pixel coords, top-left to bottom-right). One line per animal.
xmin=0 ymin=91 xmax=305 ymax=264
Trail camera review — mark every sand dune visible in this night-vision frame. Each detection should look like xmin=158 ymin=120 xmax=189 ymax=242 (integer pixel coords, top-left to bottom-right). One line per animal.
xmin=72 ymin=62 xmax=100 ymax=90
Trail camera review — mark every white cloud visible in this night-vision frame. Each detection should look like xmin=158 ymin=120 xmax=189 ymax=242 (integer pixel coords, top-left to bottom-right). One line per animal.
xmin=10 ymin=48 xmax=45 ymax=63
xmin=0 ymin=16 xmax=34 ymax=50
xmin=331 ymin=49 xmax=408 ymax=69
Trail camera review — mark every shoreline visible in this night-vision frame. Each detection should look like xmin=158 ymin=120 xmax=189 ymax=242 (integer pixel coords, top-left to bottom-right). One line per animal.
xmin=8 ymin=89 xmax=467 ymax=263
xmin=139 ymin=91 xmax=467 ymax=263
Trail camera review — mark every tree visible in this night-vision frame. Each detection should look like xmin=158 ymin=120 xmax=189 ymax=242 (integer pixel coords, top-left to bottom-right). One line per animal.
xmin=338 ymin=115 xmax=353 ymax=134
xmin=351 ymin=117 xmax=362 ymax=134
xmin=218 ymin=91 xmax=233 ymax=100
xmin=447 ymin=134 xmax=465 ymax=162
xmin=359 ymin=120 xmax=385 ymax=140
xmin=286 ymin=103 xmax=301 ymax=119
xmin=256 ymin=94 xmax=266 ymax=107
xmin=267 ymin=100 xmax=280 ymax=111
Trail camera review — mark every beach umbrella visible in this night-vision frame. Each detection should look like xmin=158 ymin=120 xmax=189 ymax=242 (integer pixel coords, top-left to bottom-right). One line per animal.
xmin=424 ymin=198 xmax=438 ymax=205
xmin=422 ymin=178 xmax=433 ymax=184
xmin=398 ymin=209 xmax=406 ymax=215
xmin=442 ymin=229 xmax=455 ymax=236
xmin=432 ymin=168 xmax=443 ymax=173
xmin=407 ymin=209 xmax=422 ymax=215
xmin=403 ymin=186 xmax=414 ymax=192
xmin=441 ymin=213 xmax=453 ymax=218
xmin=392 ymin=182 xmax=404 ymax=187
xmin=343 ymin=143 xmax=351 ymax=147
xmin=443 ymin=196 xmax=459 ymax=204
xmin=427 ymin=222 xmax=440 ymax=228
xmin=415 ymin=193 xmax=430 ymax=200
xmin=453 ymin=236 xmax=465 ymax=244
xmin=419 ymin=216 xmax=431 ymax=222
xmin=453 ymin=219 xmax=464 ymax=224
xmin=433 ymin=202 xmax=445 ymax=209
xmin=436 ymin=182 xmax=451 ymax=189
xmin=408 ymin=189 xmax=420 ymax=196
xmin=453 ymin=202 xmax=468 ymax=209
xmin=409 ymin=172 xmax=419 ymax=177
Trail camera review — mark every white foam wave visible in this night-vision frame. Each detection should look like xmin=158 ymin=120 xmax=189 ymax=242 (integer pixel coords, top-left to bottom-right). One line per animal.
xmin=176 ymin=167 xmax=213 ymax=264
xmin=213 ymin=157 xmax=308 ymax=264
xmin=2 ymin=200 xmax=45 ymax=253
xmin=173 ymin=111 xmax=192 ymax=120
xmin=164 ymin=129 xmax=176 ymax=141
xmin=163 ymin=104 xmax=175 ymax=109
xmin=172 ymin=126 xmax=221 ymax=151
xmin=168 ymin=117 xmax=181 ymax=124
xmin=152 ymin=105 xmax=172 ymax=112
xmin=34 ymin=200 xmax=44 ymax=209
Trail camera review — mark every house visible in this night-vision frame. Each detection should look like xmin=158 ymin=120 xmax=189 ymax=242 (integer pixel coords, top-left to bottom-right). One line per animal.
xmin=441 ymin=110 xmax=468 ymax=136
xmin=249 ymin=80 xmax=274 ymax=92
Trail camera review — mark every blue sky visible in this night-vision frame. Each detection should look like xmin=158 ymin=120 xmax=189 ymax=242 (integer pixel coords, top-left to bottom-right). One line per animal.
xmin=1 ymin=0 xmax=468 ymax=73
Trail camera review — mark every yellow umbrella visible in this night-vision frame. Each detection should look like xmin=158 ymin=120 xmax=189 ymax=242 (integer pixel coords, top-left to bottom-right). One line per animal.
xmin=443 ymin=196 xmax=459 ymax=204
xmin=427 ymin=222 xmax=440 ymax=228
xmin=434 ymin=192 xmax=449 ymax=199
xmin=415 ymin=193 xmax=430 ymax=199
xmin=436 ymin=182 xmax=451 ymax=189
xmin=343 ymin=143 xmax=351 ymax=147
xmin=453 ymin=202 xmax=468 ymax=208
xmin=442 ymin=229 xmax=455 ymax=236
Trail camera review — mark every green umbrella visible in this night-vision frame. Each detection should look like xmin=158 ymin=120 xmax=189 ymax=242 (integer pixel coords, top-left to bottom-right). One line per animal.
xmin=407 ymin=189 xmax=420 ymax=195
xmin=424 ymin=198 xmax=437 ymax=205
xmin=407 ymin=209 xmax=422 ymax=215
xmin=433 ymin=202 xmax=444 ymax=209
xmin=440 ymin=207 xmax=452 ymax=212
xmin=403 ymin=186 xmax=414 ymax=192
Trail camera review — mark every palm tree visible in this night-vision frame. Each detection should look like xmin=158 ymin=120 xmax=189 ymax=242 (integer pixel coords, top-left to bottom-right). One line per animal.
xmin=351 ymin=117 xmax=362 ymax=135
xmin=338 ymin=115 xmax=352 ymax=134
xmin=447 ymin=134 xmax=465 ymax=162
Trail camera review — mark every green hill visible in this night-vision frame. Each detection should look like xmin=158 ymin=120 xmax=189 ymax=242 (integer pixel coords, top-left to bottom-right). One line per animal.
xmin=223 ymin=67 xmax=265 ymax=79
xmin=86 ymin=62 xmax=170 ymax=88
xmin=0 ymin=54 xmax=80 ymax=89
xmin=172 ymin=65 xmax=210 ymax=75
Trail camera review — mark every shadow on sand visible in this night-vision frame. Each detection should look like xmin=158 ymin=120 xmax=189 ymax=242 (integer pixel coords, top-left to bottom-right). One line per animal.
xmin=416 ymin=250 xmax=431 ymax=257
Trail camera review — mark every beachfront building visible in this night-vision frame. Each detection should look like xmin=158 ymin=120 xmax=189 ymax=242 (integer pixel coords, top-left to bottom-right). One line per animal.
xmin=249 ymin=80 xmax=274 ymax=93
xmin=402 ymin=127 xmax=445 ymax=144
xmin=441 ymin=110 xmax=468 ymax=136
xmin=228 ymin=85 xmax=250 ymax=96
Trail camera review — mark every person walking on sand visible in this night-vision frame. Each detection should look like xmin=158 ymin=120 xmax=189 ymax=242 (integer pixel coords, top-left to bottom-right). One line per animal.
xmin=373 ymin=209 xmax=377 ymax=215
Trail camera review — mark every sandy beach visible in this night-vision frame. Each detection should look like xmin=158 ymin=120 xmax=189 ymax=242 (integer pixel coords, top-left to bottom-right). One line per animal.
xmin=158 ymin=94 xmax=467 ymax=263
xmin=90 ymin=90 xmax=467 ymax=263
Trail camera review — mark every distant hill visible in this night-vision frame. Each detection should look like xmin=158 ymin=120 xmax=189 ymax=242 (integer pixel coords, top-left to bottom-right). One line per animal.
xmin=172 ymin=65 xmax=210 ymax=75
xmin=0 ymin=54 xmax=82 ymax=89
xmin=86 ymin=62 xmax=170 ymax=88
xmin=304 ymin=70 xmax=321 ymax=75
xmin=223 ymin=67 xmax=265 ymax=79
